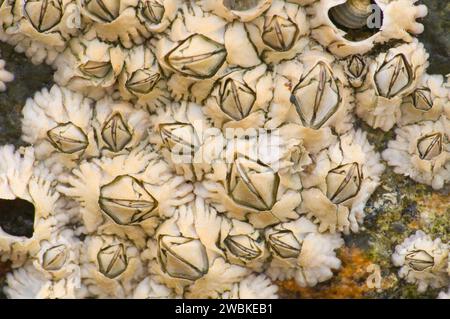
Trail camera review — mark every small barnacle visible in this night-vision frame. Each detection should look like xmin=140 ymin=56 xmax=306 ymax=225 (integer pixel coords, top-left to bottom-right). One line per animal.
xmin=42 ymin=244 xmax=69 ymax=271
xmin=224 ymin=235 xmax=262 ymax=261
xmin=392 ymin=231 xmax=449 ymax=293
xmin=326 ymin=162 xmax=362 ymax=204
xmin=137 ymin=0 xmax=178 ymax=33
xmin=308 ymin=0 xmax=428 ymax=57
xmin=79 ymin=60 xmax=112 ymax=78
xmin=141 ymin=0 xmax=165 ymax=24
xmin=24 ymin=0 xmax=63 ymax=33
xmin=265 ymin=217 xmax=343 ymax=287
xmin=101 ymin=114 xmax=132 ymax=153
xmin=220 ymin=78 xmax=256 ymax=121
xmin=382 ymin=117 xmax=449 ymax=190
xmin=126 ymin=69 xmax=160 ymax=95
xmin=262 ymin=15 xmax=299 ymax=52
xmin=99 ymin=175 xmax=158 ymax=226
xmin=47 ymin=122 xmax=89 ymax=154
xmin=97 ymin=244 xmax=128 ymax=279
xmin=355 ymin=40 xmax=429 ymax=131
xmin=343 ymin=54 xmax=367 ymax=88
xmin=412 ymin=88 xmax=433 ymax=111
xmin=159 ymin=123 xmax=200 ymax=156
xmin=0 ymin=58 xmax=14 ymax=91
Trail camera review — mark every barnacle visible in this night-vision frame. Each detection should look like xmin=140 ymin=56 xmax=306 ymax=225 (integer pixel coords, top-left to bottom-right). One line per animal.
xmin=355 ymin=40 xmax=429 ymax=131
xmin=300 ymin=129 xmax=384 ymax=233
xmin=392 ymin=231 xmax=449 ymax=293
xmin=382 ymin=117 xmax=449 ymax=190
xmin=265 ymin=217 xmax=344 ymax=287
xmin=309 ymin=0 xmax=428 ymax=57
xmin=136 ymin=0 xmax=179 ymax=33
xmin=0 ymin=57 xmax=13 ymax=91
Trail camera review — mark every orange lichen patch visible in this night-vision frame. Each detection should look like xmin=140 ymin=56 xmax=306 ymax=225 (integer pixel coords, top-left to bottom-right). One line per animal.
xmin=416 ymin=192 xmax=449 ymax=216
xmin=277 ymin=247 xmax=377 ymax=299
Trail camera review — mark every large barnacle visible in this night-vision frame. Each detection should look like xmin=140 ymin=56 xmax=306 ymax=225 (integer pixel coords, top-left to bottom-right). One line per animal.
xmin=137 ymin=0 xmax=178 ymax=33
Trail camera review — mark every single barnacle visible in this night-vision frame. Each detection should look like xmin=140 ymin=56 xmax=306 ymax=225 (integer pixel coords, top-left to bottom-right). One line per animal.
xmin=355 ymin=40 xmax=429 ymax=131
xmin=159 ymin=123 xmax=200 ymax=156
xmin=47 ymin=122 xmax=89 ymax=154
xmin=97 ymin=244 xmax=128 ymax=279
xmin=392 ymin=231 xmax=449 ymax=293
xmin=0 ymin=58 xmax=13 ymax=91
xmin=343 ymin=54 xmax=368 ymax=88
xmin=265 ymin=217 xmax=343 ymax=287
xmin=101 ymin=114 xmax=132 ymax=153
xmin=220 ymin=274 xmax=278 ymax=299
xmin=137 ymin=0 xmax=179 ymax=33
xmin=300 ymin=129 xmax=384 ymax=233
xmin=42 ymin=244 xmax=69 ymax=271
xmin=382 ymin=117 xmax=449 ymax=190
xmin=198 ymin=0 xmax=272 ymax=22
xmin=308 ymin=0 xmax=428 ymax=57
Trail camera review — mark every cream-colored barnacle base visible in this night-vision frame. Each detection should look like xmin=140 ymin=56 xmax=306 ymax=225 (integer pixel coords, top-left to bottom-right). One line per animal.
xmin=117 ymin=43 xmax=170 ymax=110
xmin=149 ymin=101 xmax=218 ymax=182
xmin=5 ymin=228 xmax=82 ymax=299
xmin=0 ymin=57 xmax=13 ymax=91
xmin=392 ymin=231 xmax=449 ymax=293
xmin=58 ymin=145 xmax=194 ymax=247
xmin=3 ymin=0 xmax=79 ymax=65
xmin=53 ymin=37 xmax=125 ymax=99
xmin=79 ymin=0 xmax=150 ymax=48
xmin=0 ymin=146 xmax=62 ymax=266
xmin=308 ymin=0 xmax=428 ymax=58
xmin=199 ymin=0 xmax=273 ymax=22
xmin=300 ymin=129 xmax=384 ymax=233
xmin=77 ymin=234 xmax=144 ymax=298
xmin=92 ymin=96 xmax=151 ymax=157
xmin=399 ymin=74 xmax=450 ymax=126
xmin=382 ymin=117 xmax=449 ymax=190
xmin=267 ymin=45 xmax=354 ymax=134
xmin=220 ymin=274 xmax=279 ymax=299
xmin=143 ymin=200 xmax=249 ymax=298
xmin=136 ymin=0 xmax=180 ymax=34
xmin=196 ymin=127 xmax=305 ymax=228
xmin=265 ymin=217 xmax=343 ymax=287
xmin=245 ymin=0 xmax=310 ymax=64
xmin=21 ymin=85 xmax=97 ymax=175
xmin=355 ymin=40 xmax=429 ymax=131
xmin=132 ymin=277 xmax=179 ymax=299
xmin=203 ymin=64 xmax=274 ymax=130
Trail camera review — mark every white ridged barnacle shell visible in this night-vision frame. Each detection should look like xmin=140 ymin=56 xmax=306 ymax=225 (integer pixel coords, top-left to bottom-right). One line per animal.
xmin=399 ymin=73 xmax=450 ymax=126
xmin=308 ymin=0 xmax=428 ymax=58
xmin=203 ymin=64 xmax=274 ymax=130
xmin=265 ymin=217 xmax=343 ymax=287
xmin=79 ymin=0 xmax=150 ymax=48
xmin=21 ymin=85 xmax=98 ymax=174
xmin=78 ymin=234 xmax=144 ymax=298
xmin=199 ymin=0 xmax=273 ymax=22
xmin=196 ymin=128 xmax=305 ymax=228
xmin=392 ymin=231 xmax=449 ymax=293
xmin=382 ymin=117 xmax=450 ymax=190
xmin=267 ymin=46 xmax=354 ymax=134
xmin=220 ymin=274 xmax=278 ymax=299
xmin=0 ymin=146 xmax=62 ymax=266
xmin=0 ymin=57 xmax=14 ymax=91
xmin=355 ymin=40 xmax=429 ymax=131
xmin=2 ymin=0 xmax=79 ymax=65
xmin=136 ymin=0 xmax=179 ymax=33
xmin=144 ymin=199 xmax=249 ymax=298
xmin=54 ymin=36 xmax=125 ymax=99
xmin=245 ymin=0 xmax=310 ymax=64
xmin=132 ymin=277 xmax=178 ymax=299
xmin=300 ymin=129 xmax=384 ymax=233
xmin=117 ymin=43 xmax=170 ymax=110
xmin=58 ymin=144 xmax=194 ymax=247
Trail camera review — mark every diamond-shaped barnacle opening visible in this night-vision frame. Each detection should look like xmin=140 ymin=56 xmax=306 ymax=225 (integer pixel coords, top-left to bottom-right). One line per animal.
xmin=224 ymin=234 xmax=262 ymax=261
xmin=42 ymin=244 xmax=68 ymax=271
xmin=290 ymin=61 xmax=341 ymax=129
xmin=227 ymin=155 xmax=280 ymax=211
xmin=347 ymin=55 xmax=365 ymax=78
xmin=126 ymin=69 xmax=161 ymax=95
xmin=25 ymin=0 xmax=63 ymax=33
xmin=328 ymin=0 xmax=383 ymax=41
xmin=267 ymin=229 xmax=301 ymax=259
xmin=405 ymin=250 xmax=434 ymax=272
xmin=79 ymin=61 xmax=112 ymax=79
xmin=158 ymin=235 xmax=209 ymax=281
xmin=262 ymin=15 xmax=299 ymax=52
xmin=374 ymin=53 xmax=413 ymax=99
xmin=326 ymin=162 xmax=362 ymax=204
xmin=141 ymin=0 xmax=165 ymax=24
xmin=84 ymin=0 xmax=120 ymax=23
xmin=98 ymin=175 xmax=158 ymax=226
xmin=159 ymin=123 xmax=200 ymax=157
xmin=101 ymin=113 xmax=133 ymax=152
xmin=97 ymin=243 xmax=128 ymax=279
xmin=417 ymin=132 xmax=443 ymax=160
xmin=219 ymin=78 xmax=256 ymax=121
xmin=411 ymin=88 xmax=433 ymax=111
xmin=0 ymin=198 xmax=35 ymax=238
xmin=47 ymin=122 xmax=89 ymax=154
xmin=165 ymin=34 xmax=227 ymax=79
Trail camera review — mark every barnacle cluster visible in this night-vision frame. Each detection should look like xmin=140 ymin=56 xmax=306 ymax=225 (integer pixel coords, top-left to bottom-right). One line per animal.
xmin=0 ymin=0 xmax=448 ymax=299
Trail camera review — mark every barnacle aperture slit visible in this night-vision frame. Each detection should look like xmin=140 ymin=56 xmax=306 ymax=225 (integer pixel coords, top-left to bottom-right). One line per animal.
xmin=0 ymin=198 xmax=35 ymax=238
xmin=159 ymin=123 xmax=200 ymax=156
xmin=224 ymin=234 xmax=262 ymax=260
xmin=412 ymin=88 xmax=433 ymax=111
xmin=219 ymin=78 xmax=256 ymax=121
xmin=262 ymin=15 xmax=299 ymax=52
xmin=25 ymin=0 xmax=63 ymax=32
xmin=374 ymin=54 xmax=413 ymax=99
xmin=417 ymin=133 xmax=443 ymax=160
xmin=79 ymin=61 xmax=112 ymax=79
xmin=85 ymin=0 xmax=120 ymax=23
xmin=47 ymin=122 xmax=89 ymax=154
xmin=42 ymin=244 xmax=68 ymax=271
xmin=405 ymin=250 xmax=434 ymax=272
xmin=267 ymin=229 xmax=301 ymax=259
xmin=326 ymin=162 xmax=362 ymax=204
xmin=97 ymin=243 xmax=128 ymax=279
xmin=101 ymin=113 xmax=132 ymax=152
xmin=328 ymin=0 xmax=383 ymax=41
